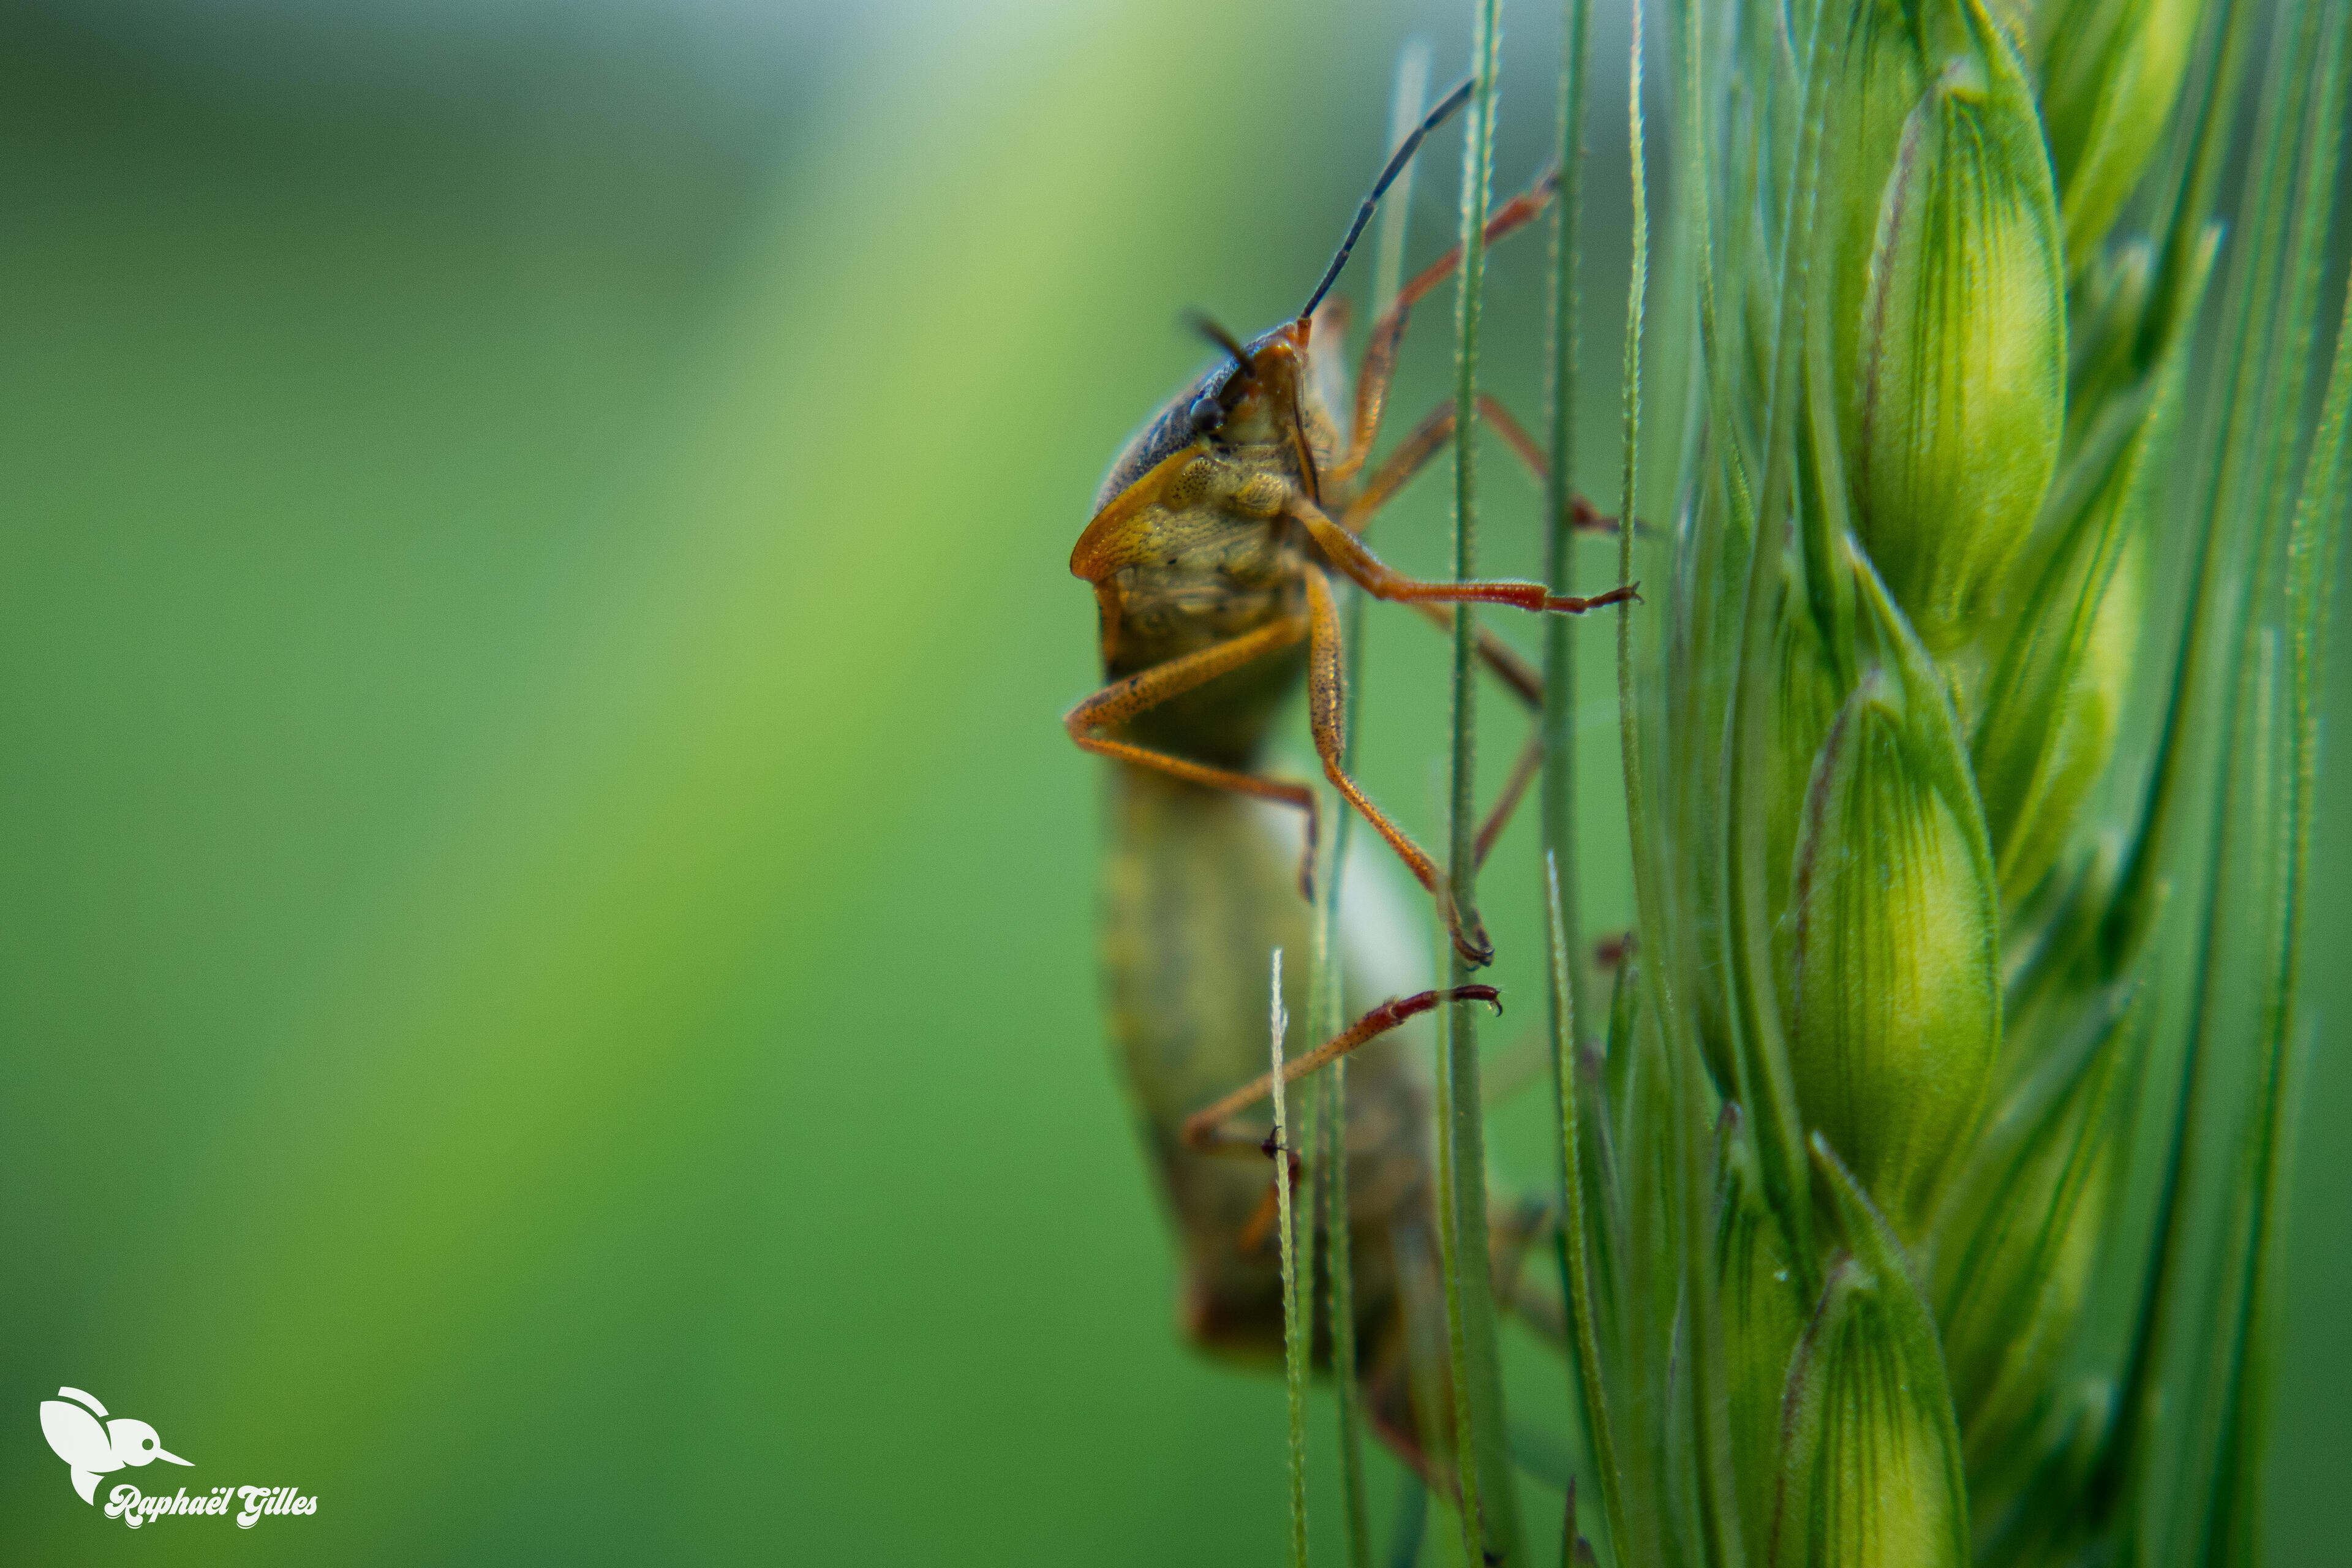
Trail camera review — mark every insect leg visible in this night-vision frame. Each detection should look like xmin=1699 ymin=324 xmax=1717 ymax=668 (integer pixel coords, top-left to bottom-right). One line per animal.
xmin=1471 ymin=396 xmax=1627 ymax=537
xmin=1180 ymin=984 xmax=1505 ymax=1150
xmin=1327 ymin=170 xmax=1562 ymax=484
xmin=1474 ymin=732 xmax=1544 ymax=868
xmin=1334 ymin=391 xmax=1624 ymax=864
xmin=1294 ymin=495 xmax=1638 ymax=614
xmin=1065 ymin=616 xmax=1325 ymax=890
xmin=1303 ymin=565 xmax=1495 ymax=965
xmin=1338 ymin=402 xmax=1455 ymax=531
xmin=1340 ymin=396 xmax=1618 ymax=538
xmin=1332 ymin=604 xmax=1539 ymax=870
xmin=1231 ymin=1128 xmax=1308 ymax=1257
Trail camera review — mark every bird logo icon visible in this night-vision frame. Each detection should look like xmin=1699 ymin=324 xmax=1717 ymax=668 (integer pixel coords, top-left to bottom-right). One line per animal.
xmin=39 ymin=1387 xmax=191 ymax=1504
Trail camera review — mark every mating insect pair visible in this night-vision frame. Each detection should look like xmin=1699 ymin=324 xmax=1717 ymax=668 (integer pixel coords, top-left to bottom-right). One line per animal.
xmin=1067 ymin=81 xmax=1627 ymax=1477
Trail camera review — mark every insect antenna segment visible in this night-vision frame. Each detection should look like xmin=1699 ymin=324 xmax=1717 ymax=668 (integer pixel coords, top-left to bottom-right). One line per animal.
xmin=1297 ymin=75 xmax=1474 ymax=325
xmin=1185 ymin=311 xmax=1254 ymax=372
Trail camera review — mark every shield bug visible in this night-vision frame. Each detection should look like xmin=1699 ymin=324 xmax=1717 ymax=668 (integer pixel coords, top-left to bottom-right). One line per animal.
xmin=1065 ymin=75 xmax=1631 ymax=971
xmin=1072 ymin=77 xmax=1623 ymax=1476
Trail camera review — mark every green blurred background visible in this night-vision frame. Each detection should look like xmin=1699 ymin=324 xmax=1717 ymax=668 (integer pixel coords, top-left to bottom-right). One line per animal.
xmin=1 ymin=2 xmax=2343 ymax=1562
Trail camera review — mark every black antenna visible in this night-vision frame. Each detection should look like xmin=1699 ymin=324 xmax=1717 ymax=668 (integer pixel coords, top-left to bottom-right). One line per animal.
xmin=1298 ymin=75 xmax=1476 ymax=323
xmin=1185 ymin=310 xmax=1255 ymax=374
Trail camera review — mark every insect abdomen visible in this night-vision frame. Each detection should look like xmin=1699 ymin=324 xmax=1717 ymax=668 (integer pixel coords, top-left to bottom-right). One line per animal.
xmin=1098 ymin=764 xmax=1440 ymax=1380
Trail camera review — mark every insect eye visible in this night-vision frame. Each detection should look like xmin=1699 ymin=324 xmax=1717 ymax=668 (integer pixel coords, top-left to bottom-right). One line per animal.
xmin=1188 ymin=393 xmax=1223 ymax=438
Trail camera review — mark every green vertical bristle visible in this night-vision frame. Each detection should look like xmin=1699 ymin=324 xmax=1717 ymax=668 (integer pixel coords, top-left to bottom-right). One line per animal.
xmin=1440 ymin=1 xmax=1520 ymax=1562
xmin=1271 ymin=949 xmax=1311 ymax=1568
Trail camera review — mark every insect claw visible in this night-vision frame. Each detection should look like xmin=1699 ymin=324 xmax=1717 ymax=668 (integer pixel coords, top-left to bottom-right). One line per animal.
xmin=1539 ymin=582 xmax=1642 ymax=614
xmin=1442 ymin=899 xmax=1496 ymax=968
xmin=1447 ymin=983 xmax=1502 ymax=1018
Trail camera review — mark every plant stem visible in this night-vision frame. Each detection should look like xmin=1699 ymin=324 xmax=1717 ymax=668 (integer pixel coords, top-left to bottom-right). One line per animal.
xmin=2101 ymin=3 xmax=2345 ymax=1543
xmin=2198 ymin=23 xmax=2352 ymax=1555
xmin=1545 ymin=854 xmax=1628 ymax=1564
xmin=1308 ymin=50 xmax=1435 ymax=1568
xmin=1442 ymin=2 xmax=1520 ymax=1561
xmin=1271 ymin=951 xmax=1310 ymax=1568
xmin=1542 ymin=0 xmax=1592 ymax=1074
xmin=1541 ymin=7 xmax=1634 ymax=1560
xmin=2226 ymin=176 xmax=2352 ymax=1563
xmin=1716 ymin=0 xmax=1833 ymax=1290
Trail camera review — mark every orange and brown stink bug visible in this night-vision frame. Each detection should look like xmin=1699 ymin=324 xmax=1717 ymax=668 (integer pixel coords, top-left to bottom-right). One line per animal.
xmin=1065 ymin=76 xmax=1629 ymax=971
xmin=1071 ymin=77 xmax=1622 ymax=1479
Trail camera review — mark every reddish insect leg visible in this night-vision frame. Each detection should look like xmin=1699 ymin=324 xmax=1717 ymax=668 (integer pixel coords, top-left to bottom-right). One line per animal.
xmin=1295 ymin=496 xmax=1638 ymax=616
xmin=1329 ymin=387 xmax=1624 ymax=865
xmin=1063 ymin=616 xmax=1324 ymax=894
xmin=1303 ymin=566 xmax=1494 ymax=965
xmin=1232 ymin=1127 xmax=1308 ymax=1257
xmin=1474 ymin=734 xmax=1545 ymax=868
xmin=1342 ymin=394 xmax=1618 ymax=540
xmin=1182 ymin=984 xmax=1505 ymax=1151
xmin=1328 ymin=169 xmax=1565 ymax=485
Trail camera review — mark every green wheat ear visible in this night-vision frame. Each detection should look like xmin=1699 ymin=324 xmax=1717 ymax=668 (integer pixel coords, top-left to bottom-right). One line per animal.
xmin=1250 ymin=0 xmax=2343 ymax=1562
xmin=1567 ymin=0 xmax=2351 ymax=1561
